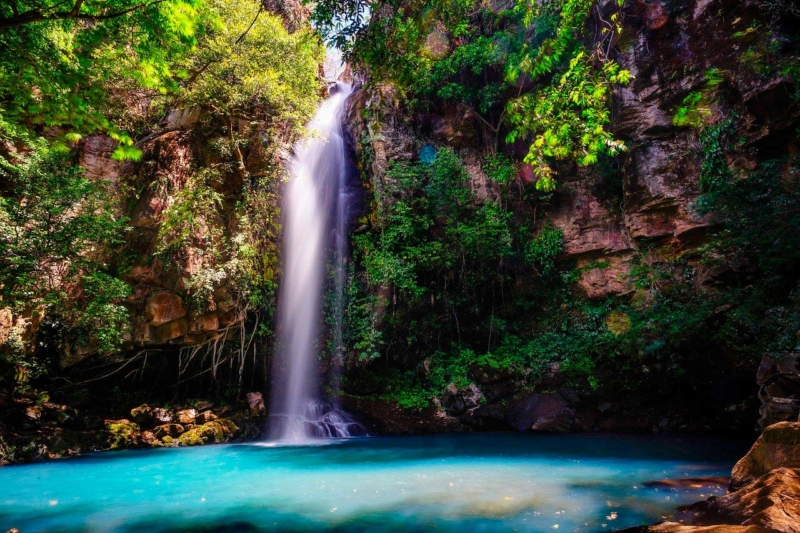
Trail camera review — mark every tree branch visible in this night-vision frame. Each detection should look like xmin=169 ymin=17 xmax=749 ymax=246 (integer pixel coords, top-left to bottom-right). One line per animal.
xmin=0 ymin=0 xmax=166 ymax=30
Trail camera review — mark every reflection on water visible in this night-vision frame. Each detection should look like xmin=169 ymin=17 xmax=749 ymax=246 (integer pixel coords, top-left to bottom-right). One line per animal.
xmin=0 ymin=433 xmax=747 ymax=532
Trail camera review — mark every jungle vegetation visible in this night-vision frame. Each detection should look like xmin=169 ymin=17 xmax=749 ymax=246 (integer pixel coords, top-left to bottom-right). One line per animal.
xmin=1 ymin=0 xmax=798 ymax=416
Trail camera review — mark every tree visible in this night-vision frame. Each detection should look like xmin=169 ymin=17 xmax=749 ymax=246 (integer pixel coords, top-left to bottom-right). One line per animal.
xmin=0 ymin=145 xmax=129 ymax=359
xmin=0 ymin=0 xmax=205 ymax=158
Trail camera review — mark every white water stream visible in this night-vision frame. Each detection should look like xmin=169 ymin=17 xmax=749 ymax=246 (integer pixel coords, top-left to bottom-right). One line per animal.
xmin=269 ymin=82 xmax=363 ymax=442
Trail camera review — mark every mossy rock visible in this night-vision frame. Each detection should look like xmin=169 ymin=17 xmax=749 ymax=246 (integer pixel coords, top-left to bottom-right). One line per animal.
xmin=106 ymin=419 xmax=141 ymax=450
xmin=177 ymin=429 xmax=206 ymax=446
xmin=153 ymin=423 xmax=184 ymax=440
xmin=130 ymin=404 xmax=153 ymax=426
xmin=177 ymin=419 xmax=239 ymax=447
xmin=730 ymin=421 xmax=800 ymax=490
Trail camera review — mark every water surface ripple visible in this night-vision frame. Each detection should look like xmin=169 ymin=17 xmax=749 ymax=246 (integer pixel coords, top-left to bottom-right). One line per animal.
xmin=0 ymin=433 xmax=747 ymax=532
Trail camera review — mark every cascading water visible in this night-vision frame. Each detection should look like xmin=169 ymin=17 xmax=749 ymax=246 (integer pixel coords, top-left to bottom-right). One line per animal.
xmin=269 ymin=81 xmax=363 ymax=443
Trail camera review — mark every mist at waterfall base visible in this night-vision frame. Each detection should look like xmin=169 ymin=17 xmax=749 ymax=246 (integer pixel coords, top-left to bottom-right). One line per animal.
xmin=268 ymin=82 xmax=364 ymax=442
xmin=0 ymin=433 xmax=747 ymax=532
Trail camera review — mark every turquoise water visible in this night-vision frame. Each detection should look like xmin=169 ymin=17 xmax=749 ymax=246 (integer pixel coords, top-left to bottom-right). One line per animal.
xmin=0 ymin=433 xmax=745 ymax=532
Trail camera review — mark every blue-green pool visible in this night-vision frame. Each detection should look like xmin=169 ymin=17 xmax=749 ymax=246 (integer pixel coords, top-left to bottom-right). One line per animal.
xmin=0 ymin=433 xmax=746 ymax=532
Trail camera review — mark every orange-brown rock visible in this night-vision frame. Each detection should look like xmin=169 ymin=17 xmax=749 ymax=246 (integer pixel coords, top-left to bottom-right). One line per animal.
xmin=246 ymin=392 xmax=266 ymax=417
xmin=577 ymin=255 xmax=633 ymax=299
xmin=79 ymin=135 xmax=121 ymax=184
xmin=196 ymin=410 xmax=218 ymax=424
xmin=129 ymin=192 xmax=169 ymax=228
xmin=153 ymin=423 xmax=185 ymax=439
xmin=151 ymin=319 xmax=189 ymax=344
xmin=127 ymin=261 xmax=163 ymax=285
xmin=191 ymin=313 xmax=219 ymax=332
xmin=176 ymin=409 xmax=197 ymax=425
xmin=702 ymin=468 xmax=800 ymax=533
xmin=133 ymin=323 xmax=153 ymax=345
xmin=0 ymin=307 xmax=12 ymax=345
xmin=643 ymin=1 xmax=669 ymax=30
xmin=730 ymin=422 xmax=800 ymax=490
xmin=145 ymin=292 xmax=188 ymax=327
xmin=219 ymin=308 xmax=244 ymax=327
xmin=625 ymin=522 xmax=776 ymax=533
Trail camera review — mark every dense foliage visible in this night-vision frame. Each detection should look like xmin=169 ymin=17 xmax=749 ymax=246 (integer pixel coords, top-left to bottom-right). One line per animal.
xmin=0 ymin=146 xmax=129 ymax=379
xmin=0 ymin=0 xmax=205 ymax=158
xmin=308 ymin=0 xmax=800 ymax=413
xmin=314 ymin=0 xmax=631 ymax=191
xmin=0 ymin=0 xmax=323 ymax=394
xmin=345 ymin=144 xmax=800 ymax=409
xmin=153 ymin=0 xmax=323 ymax=313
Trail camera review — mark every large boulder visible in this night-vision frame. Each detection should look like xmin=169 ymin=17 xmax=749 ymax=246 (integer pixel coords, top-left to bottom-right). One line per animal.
xmin=730 ymin=422 xmax=800 ymax=491
xmin=153 ymin=423 xmax=185 ymax=439
xmin=106 ymin=419 xmax=142 ymax=449
xmin=196 ymin=410 xmax=218 ymax=424
xmin=130 ymin=404 xmax=153 ymax=426
xmin=177 ymin=419 xmax=239 ymax=446
xmin=145 ymin=292 xmax=188 ymax=327
xmin=441 ymin=383 xmax=483 ymax=416
xmin=701 ymin=468 xmax=800 ymax=533
xmin=756 ymin=354 xmax=800 ymax=430
xmin=246 ymin=392 xmax=266 ymax=417
xmin=507 ymin=391 xmax=577 ymax=433
xmin=175 ymin=409 xmax=197 ymax=425
xmin=152 ymin=407 xmax=173 ymax=424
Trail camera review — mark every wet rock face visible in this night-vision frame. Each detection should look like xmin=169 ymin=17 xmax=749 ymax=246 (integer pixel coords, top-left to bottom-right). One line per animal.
xmin=730 ymin=422 xmax=800 ymax=491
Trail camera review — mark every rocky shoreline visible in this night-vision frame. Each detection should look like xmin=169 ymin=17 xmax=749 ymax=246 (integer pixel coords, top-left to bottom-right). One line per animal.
xmin=0 ymin=391 xmax=268 ymax=465
xmin=626 ymin=422 xmax=800 ymax=533
xmin=3 ymin=389 xmax=800 ymax=532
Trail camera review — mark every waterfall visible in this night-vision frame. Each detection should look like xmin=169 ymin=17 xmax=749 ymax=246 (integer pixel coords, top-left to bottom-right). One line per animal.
xmin=269 ymin=82 xmax=363 ymax=443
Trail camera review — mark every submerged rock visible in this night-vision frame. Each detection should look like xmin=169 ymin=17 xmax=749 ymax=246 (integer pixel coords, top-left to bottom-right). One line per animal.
xmin=730 ymin=422 xmax=800 ymax=490
xmin=644 ymin=476 xmax=729 ymax=489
